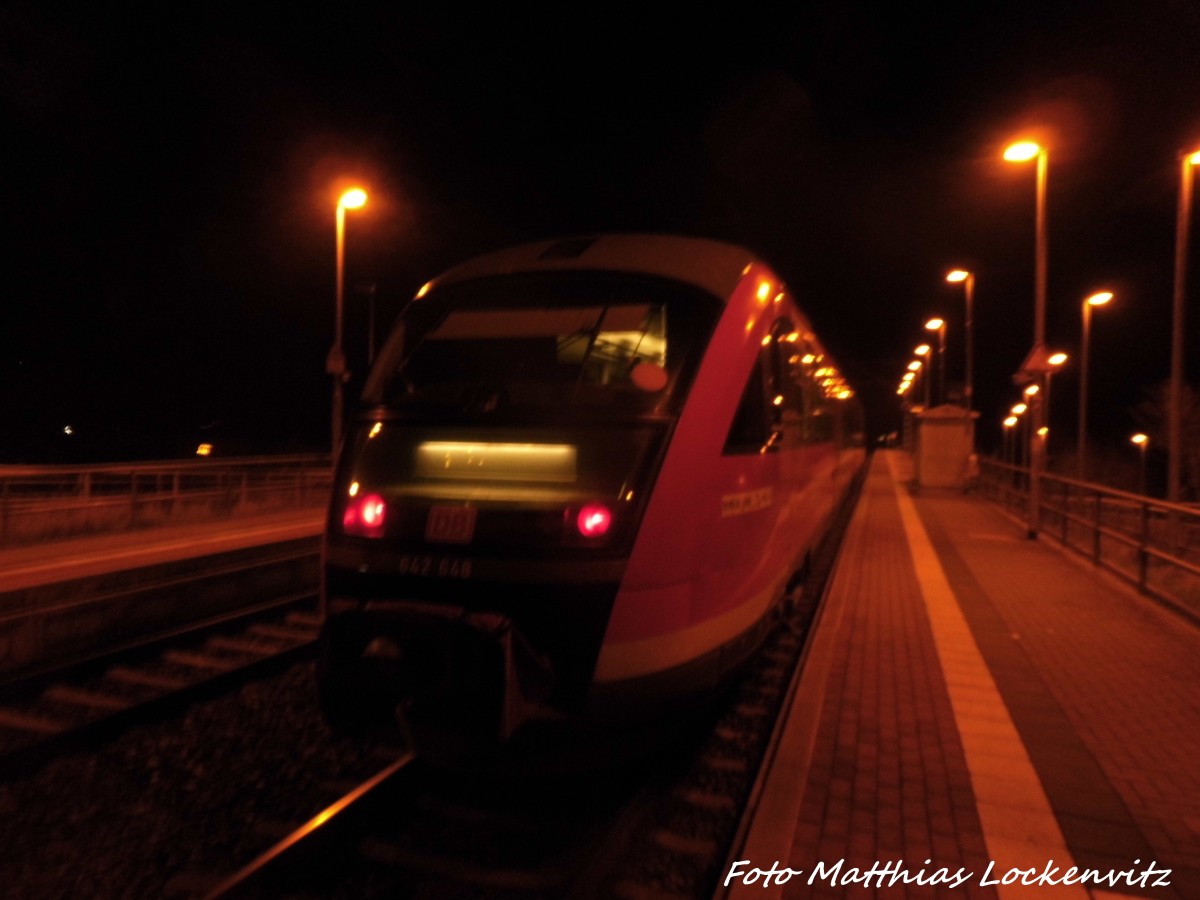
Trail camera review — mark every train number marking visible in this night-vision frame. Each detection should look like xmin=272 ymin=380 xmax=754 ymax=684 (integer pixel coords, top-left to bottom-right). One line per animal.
xmin=426 ymin=505 xmax=477 ymax=543
xmin=396 ymin=554 xmax=473 ymax=579
xmin=720 ymin=487 xmax=774 ymax=518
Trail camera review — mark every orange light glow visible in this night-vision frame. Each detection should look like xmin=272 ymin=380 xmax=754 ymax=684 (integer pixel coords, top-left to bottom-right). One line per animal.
xmin=1003 ymin=141 xmax=1042 ymax=162
xmin=925 ymin=318 xmax=944 ymax=331
xmin=946 ymin=269 xmax=970 ymax=283
xmin=1188 ymin=151 xmax=1200 ymax=166
xmin=1004 ymin=416 xmax=1018 ymax=428
xmin=338 ymin=187 xmax=368 ymax=210
xmin=1085 ymin=291 xmax=1113 ymax=307
xmin=1131 ymin=433 xmax=1149 ymax=446
xmin=1012 ymin=403 xmax=1027 ymax=415
xmin=1048 ymin=352 xmax=1068 ymax=366
xmin=914 ymin=344 xmax=931 ymax=356
xmin=1024 ymin=384 xmax=1040 ymax=396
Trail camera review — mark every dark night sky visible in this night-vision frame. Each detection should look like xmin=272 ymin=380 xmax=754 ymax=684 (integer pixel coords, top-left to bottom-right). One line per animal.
xmin=3 ymin=2 xmax=1200 ymax=464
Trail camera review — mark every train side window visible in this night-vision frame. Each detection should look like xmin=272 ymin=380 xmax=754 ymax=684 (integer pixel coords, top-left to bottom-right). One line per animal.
xmin=724 ymin=356 xmax=771 ymax=454
xmin=724 ymin=319 xmax=795 ymax=455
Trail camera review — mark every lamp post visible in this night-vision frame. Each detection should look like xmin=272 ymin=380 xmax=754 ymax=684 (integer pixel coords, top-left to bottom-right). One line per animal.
xmin=1003 ymin=415 xmax=1018 ymax=467
xmin=924 ymin=319 xmax=946 ymax=405
xmin=1131 ymin=433 xmax=1149 ymax=496
xmin=946 ymin=270 xmax=974 ymax=408
xmin=1169 ymin=150 xmax=1200 ymax=505
xmin=1077 ymin=291 xmax=1113 ymax=482
xmin=914 ymin=344 xmax=932 ymax=407
xmin=330 ymin=187 xmax=368 ymax=456
xmin=1005 ymin=139 xmax=1049 ymax=537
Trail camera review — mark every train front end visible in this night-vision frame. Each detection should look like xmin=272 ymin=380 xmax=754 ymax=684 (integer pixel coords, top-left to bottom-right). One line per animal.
xmin=317 ymin=254 xmax=721 ymax=754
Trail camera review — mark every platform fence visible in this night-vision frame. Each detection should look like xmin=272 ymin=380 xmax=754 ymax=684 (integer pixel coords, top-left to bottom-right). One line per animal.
xmin=978 ymin=458 xmax=1200 ymax=621
xmin=0 ymin=455 xmax=332 ymax=546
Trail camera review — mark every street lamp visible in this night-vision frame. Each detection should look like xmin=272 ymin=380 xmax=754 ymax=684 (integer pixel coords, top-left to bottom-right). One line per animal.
xmin=330 ymin=186 xmax=368 ymax=455
xmin=1169 ymin=150 xmax=1200 ymax=504
xmin=924 ymin=318 xmax=946 ymax=405
xmin=1131 ymin=432 xmax=1149 ymax=495
xmin=914 ymin=344 xmax=932 ymax=407
xmin=1077 ymin=291 xmax=1113 ymax=482
xmin=1003 ymin=415 xmax=1019 ymax=467
xmin=1005 ymin=139 xmax=1049 ymax=538
xmin=946 ymin=269 xmax=974 ymax=408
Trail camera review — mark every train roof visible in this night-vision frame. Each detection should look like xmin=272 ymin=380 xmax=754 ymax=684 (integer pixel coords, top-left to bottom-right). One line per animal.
xmin=427 ymin=234 xmax=762 ymax=303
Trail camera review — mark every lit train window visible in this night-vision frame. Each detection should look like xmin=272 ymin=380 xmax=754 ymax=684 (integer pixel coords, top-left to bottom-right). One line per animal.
xmin=361 ymin=272 xmax=718 ymax=419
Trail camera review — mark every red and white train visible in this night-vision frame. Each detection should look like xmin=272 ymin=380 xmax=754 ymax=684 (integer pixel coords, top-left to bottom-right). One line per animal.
xmin=318 ymin=234 xmax=865 ymax=756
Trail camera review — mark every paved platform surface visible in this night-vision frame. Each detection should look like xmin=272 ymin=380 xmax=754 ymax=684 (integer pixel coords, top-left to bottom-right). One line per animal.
xmin=0 ymin=508 xmax=324 ymax=593
xmin=725 ymin=451 xmax=1200 ymax=900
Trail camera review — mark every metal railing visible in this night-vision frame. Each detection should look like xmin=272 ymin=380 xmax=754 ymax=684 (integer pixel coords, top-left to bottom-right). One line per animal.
xmin=978 ymin=458 xmax=1200 ymax=621
xmin=0 ymin=455 xmax=332 ymax=546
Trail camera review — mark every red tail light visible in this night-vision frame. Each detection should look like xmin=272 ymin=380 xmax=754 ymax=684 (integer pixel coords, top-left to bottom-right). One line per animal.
xmin=343 ymin=493 xmax=387 ymax=537
xmin=576 ymin=503 xmax=613 ymax=539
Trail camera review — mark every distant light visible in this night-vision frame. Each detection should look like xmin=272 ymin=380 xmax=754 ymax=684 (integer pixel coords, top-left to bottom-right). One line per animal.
xmin=773 ymin=394 xmax=784 ymax=406
xmin=1131 ymin=433 xmax=1149 ymax=446
xmin=195 ymin=443 xmax=213 ymax=457
xmin=63 ymin=425 xmax=73 ymax=436
xmin=1085 ymin=291 xmax=1113 ymax=307
xmin=338 ymin=187 xmax=367 ymax=210
xmin=1004 ymin=141 xmax=1042 ymax=162
xmin=1037 ymin=426 xmax=1049 ymax=437
xmin=368 ymin=422 xmax=383 ymax=438
xmin=415 ymin=281 xmax=434 ymax=299
xmin=946 ymin=269 xmax=970 ymax=283
xmin=1048 ymin=352 xmax=1069 ymax=366
xmin=801 ymin=353 xmax=816 ymax=365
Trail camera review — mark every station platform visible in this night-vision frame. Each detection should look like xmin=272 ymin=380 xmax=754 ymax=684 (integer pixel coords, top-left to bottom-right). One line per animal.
xmin=725 ymin=451 xmax=1200 ymax=900
xmin=0 ymin=508 xmax=323 ymax=593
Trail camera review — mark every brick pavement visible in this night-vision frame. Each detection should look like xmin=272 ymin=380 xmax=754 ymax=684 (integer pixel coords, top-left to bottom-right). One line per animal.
xmin=723 ymin=451 xmax=1199 ymax=900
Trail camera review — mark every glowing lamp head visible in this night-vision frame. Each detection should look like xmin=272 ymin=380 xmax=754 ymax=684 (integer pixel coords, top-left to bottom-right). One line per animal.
xmin=925 ymin=318 xmax=944 ymax=331
xmin=1085 ymin=291 xmax=1113 ymax=307
xmin=1048 ymin=352 xmax=1069 ymax=366
xmin=946 ymin=270 xmax=970 ymax=283
xmin=576 ymin=504 xmax=613 ymax=539
xmin=1131 ymin=433 xmax=1149 ymax=446
xmin=1188 ymin=151 xmax=1200 ymax=166
xmin=1004 ymin=416 xmax=1018 ymax=428
xmin=343 ymin=492 xmax=387 ymax=536
xmin=339 ymin=187 xmax=368 ymax=210
xmin=1004 ymin=141 xmax=1042 ymax=162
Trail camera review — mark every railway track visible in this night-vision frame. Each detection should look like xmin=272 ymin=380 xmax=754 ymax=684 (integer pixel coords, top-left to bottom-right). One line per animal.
xmin=0 ymin=598 xmax=320 ymax=779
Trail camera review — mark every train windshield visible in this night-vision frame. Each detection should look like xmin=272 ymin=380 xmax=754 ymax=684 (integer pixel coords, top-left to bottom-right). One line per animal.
xmin=362 ymin=272 xmax=720 ymax=421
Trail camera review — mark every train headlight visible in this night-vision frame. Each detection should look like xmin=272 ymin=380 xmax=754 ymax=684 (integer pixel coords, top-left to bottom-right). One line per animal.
xmin=576 ymin=503 xmax=613 ymax=539
xmin=343 ymin=493 xmax=387 ymax=537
